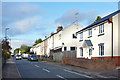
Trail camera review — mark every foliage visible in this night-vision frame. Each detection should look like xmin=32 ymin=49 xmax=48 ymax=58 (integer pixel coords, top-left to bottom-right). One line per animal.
xmin=94 ymin=16 xmax=101 ymax=22
xmin=33 ymin=38 xmax=42 ymax=46
xmin=2 ymin=40 xmax=12 ymax=65
xmin=14 ymin=48 xmax=20 ymax=54
xmin=20 ymin=44 xmax=28 ymax=51
xmin=14 ymin=44 xmax=31 ymax=55
xmin=20 ymin=50 xmax=26 ymax=55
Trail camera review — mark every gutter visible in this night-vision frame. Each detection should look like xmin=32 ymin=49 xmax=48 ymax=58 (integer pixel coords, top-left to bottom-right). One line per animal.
xmin=108 ymin=18 xmax=113 ymax=58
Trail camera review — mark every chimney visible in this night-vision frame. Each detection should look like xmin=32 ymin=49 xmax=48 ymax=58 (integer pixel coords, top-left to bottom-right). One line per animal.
xmin=57 ymin=25 xmax=63 ymax=32
xmin=51 ymin=32 xmax=54 ymax=35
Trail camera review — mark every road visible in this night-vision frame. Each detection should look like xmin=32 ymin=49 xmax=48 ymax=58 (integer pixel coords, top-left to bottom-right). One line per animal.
xmin=14 ymin=58 xmax=94 ymax=80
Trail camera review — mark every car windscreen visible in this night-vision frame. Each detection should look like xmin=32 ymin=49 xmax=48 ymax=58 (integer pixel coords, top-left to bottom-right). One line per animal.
xmin=31 ymin=55 xmax=37 ymax=58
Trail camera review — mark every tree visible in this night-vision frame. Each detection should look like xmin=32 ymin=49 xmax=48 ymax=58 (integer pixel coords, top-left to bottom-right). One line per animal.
xmin=14 ymin=44 xmax=32 ymax=55
xmin=20 ymin=44 xmax=28 ymax=51
xmin=2 ymin=40 xmax=12 ymax=65
xmin=33 ymin=38 xmax=42 ymax=46
xmin=94 ymin=16 xmax=101 ymax=22
xmin=14 ymin=48 xmax=20 ymax=54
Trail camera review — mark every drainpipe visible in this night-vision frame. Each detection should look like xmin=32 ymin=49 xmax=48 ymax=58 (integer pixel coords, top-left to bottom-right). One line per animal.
xmin=108 ymin=18 xmax=113 ymax=58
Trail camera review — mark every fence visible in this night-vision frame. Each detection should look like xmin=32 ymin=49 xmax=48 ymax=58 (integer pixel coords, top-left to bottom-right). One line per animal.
xmin=52 ymin=51 xmax=76 ymax=62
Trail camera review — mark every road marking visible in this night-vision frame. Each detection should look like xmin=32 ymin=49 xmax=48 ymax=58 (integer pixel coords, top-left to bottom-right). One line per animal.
xmin=56 ymin=75 xmax=67 ymax=80
xmin=35 ymin=65 xmax=39 ymax=67
xmin=64 ymin=69 xmax=92 ymax=78
xmin=97 ymin=74 xmax=108 ymax=78
xmin=42 ymin=68 xmax=50 ymax=72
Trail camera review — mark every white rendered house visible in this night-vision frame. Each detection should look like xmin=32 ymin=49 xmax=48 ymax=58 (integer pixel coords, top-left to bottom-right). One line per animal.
xmin=75 ymin=10 xmax=120 ymax=66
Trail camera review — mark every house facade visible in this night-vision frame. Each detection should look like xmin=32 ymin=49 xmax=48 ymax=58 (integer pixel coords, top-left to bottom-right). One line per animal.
xmin=51 ymin=22 xmax=83 ymax=53
xmin=76 ymin=10 xmax=120 ymax=65
xmin=62 ymin=22 xmax=83 ymax=51
xmin=31 ymin=22 xmax=83 ymax=56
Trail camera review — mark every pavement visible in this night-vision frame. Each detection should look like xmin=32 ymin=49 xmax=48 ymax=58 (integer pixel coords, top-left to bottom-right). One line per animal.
xmin=43 ymin=60 xmax=120 ymax=79
xmin=2 ymin=57 xmax=21 ymax=79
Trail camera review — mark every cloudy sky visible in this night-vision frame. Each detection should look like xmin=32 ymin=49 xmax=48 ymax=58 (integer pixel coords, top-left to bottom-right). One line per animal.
xmin=2 ymin=2 xmax=118 ymax=52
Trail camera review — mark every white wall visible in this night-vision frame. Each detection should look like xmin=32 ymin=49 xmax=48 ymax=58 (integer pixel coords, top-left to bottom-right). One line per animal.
xmin=62 ymin=22 xmax=83 ymax=51
xmin=77 ymin=21 xmax=112 ymax=58
xmin=54 ymin=31 xmax=62 ymax=49
xmin=77 ymin=13 xmax=120 ymax=58
xmin=113 ymin=13 xmax=120 ymax=56
xmin=118 ymin=13 xmax=120 ymax=56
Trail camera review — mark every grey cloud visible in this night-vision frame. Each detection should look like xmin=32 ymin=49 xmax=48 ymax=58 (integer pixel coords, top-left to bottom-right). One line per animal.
xmin=2 ymin=3 xmax=43 ymax=25
xmin=55 ymin=8 xmax=97 ymax=26
xmin=2 ymin=2 xmax=43 ymax=36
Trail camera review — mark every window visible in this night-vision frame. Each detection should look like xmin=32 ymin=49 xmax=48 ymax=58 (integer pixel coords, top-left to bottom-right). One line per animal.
xmin=64 ymin=47 xmax=67 ymax=51
xmin=80 ymin=32 xmax=83 ymax=40
xmin=99 ymin=24 xmax=104 ymax=34
xmin=73 ymin=34 xmax=77 ymax=39
xmin=99 ymin=44 xmax=104 ymax=56
xmin=80 ymin=47 xmax=83 ymax=56
xmin=70 ymin=47 xmax=76 ymax=51
xmin=88 ymin=29 xmax=92 ymax=37
xmin=89 ymin=49 xmax=92 ymax=56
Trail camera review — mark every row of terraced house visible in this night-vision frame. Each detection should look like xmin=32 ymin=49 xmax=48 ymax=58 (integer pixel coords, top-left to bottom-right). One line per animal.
xmin=30 ymin=10 xmax=120 ymax=66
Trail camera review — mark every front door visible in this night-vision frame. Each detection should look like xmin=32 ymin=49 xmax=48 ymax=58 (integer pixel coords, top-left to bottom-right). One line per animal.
xmin=88 ymin=49 xmax=92 ymax=59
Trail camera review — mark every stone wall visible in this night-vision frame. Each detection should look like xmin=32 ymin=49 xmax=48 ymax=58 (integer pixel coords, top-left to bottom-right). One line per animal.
xmin=64 ymin=57 xmax=116 ymax=70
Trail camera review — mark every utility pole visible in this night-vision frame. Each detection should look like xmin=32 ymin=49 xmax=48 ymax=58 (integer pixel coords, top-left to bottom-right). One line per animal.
xmin=5 ymin=28 xmax=9 ymax=41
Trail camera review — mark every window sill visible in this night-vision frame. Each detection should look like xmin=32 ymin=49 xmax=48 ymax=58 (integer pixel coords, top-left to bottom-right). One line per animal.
xmin=88 ymin=36 xmax=92 ymax=38
xmin=98 ymin=33 xmax=104 ymax=37
xmin=79 ymin=40 xmax=83 ymax=42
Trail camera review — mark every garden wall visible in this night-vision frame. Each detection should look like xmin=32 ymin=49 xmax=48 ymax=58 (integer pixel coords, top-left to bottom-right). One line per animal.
xmin=63 ymin=57 xmax=116 ymax=70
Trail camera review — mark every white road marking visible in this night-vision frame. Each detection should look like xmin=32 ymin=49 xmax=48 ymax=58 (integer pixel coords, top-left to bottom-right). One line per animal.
xmin=42 ymin=68 xmax=50 ymax=72
xmin=97 ymin=74 xmax=108 ymax=78
xmin=64 ymin=69 xmax=92 ymax=78
xmin=35 ymin=65 xmax=39 ymax=67
xmin=56 ymin=75 xmax=67 ymax=80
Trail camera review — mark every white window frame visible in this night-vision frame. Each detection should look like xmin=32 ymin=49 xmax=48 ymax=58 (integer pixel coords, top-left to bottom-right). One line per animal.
xmin=99 ymin=45 xmax=104 ymax=56
xmin=88 ymin=29 xmax=92 ymax=37
xmin=99 ymin=24 xmax=104 ymax=34
xmin=80 ymin=32 xmax=83 ymax=40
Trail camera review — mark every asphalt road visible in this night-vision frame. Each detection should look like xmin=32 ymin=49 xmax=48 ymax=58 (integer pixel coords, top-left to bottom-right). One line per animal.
xmin=14 ymin=58 xmax=94 ymax=80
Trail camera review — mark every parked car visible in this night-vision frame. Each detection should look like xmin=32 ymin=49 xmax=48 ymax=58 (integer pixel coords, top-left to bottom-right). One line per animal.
xmin=16 ymin=55 xmax=22 ymax=60
xmin=28 ymin=54 xmax=38 ymax=61
xmin=22 ymin=53 xmax=28 ymax=59
xmin=11 ymin=53 xmax=14 ymax=57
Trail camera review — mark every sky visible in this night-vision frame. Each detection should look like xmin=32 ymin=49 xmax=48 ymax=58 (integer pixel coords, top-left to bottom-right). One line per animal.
xmin=2 ymin=2 xmax=118 ymax=52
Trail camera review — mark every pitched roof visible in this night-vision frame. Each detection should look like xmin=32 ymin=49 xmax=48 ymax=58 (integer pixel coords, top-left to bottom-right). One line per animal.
xmin=76 ymin=10 xmax=120 ymax=34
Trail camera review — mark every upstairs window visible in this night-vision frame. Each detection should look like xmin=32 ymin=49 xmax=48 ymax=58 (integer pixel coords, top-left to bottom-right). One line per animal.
xmin=72 ymin=34 xmax=77 ymax=39
xmin=80 ymin=32 xmax=83 ymax=40
xmin=99 ymin=24 xmax=104 ymax=34
xmin=88 ymin=29 xmax=92 ymax=37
